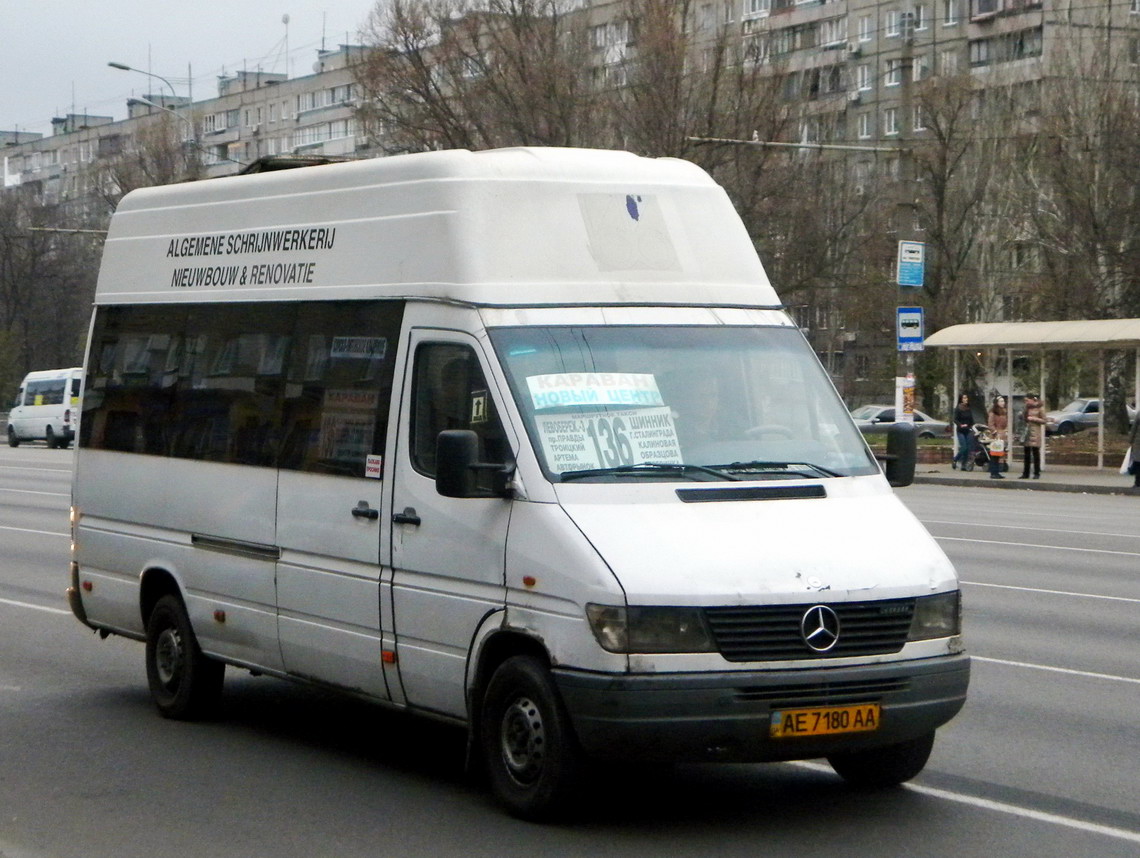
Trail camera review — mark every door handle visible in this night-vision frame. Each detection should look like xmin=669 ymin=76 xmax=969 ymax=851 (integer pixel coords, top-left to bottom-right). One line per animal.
xmin=392 ymin=507 xmax=421 ymax=526
xmin=351 ymin=501 xmax=380 ymax=521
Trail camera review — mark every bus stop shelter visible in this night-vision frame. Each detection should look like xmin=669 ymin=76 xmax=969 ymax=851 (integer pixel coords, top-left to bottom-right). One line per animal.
xmin=925 ymin=318 xmax=1140 ymax=469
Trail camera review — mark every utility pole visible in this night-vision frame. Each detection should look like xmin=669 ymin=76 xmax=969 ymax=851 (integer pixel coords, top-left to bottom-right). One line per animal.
xmin=894 ymin=8 xmax=923 ymax=425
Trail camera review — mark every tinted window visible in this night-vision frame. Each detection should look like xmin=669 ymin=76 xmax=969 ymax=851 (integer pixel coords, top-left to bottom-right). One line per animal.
xmin=410 ymin=343 xmax=508 ymax=477
xmin=81 ymin=301 xmax=404 ymax=477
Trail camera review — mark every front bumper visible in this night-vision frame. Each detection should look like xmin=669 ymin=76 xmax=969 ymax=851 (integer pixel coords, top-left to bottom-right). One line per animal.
xmin=554 ymin=653 xmax=969 ymax=763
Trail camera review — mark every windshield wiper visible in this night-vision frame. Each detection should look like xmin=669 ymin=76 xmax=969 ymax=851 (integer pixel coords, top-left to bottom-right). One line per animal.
xmin=708 ymin=460 xmax=842 ymax=478
xmin=559 ymin=462 xmax=742 ymax=482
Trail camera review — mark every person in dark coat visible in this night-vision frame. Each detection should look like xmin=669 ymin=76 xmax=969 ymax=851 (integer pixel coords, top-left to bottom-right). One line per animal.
xmin=952 ymin=393 xmax=975 ymax=471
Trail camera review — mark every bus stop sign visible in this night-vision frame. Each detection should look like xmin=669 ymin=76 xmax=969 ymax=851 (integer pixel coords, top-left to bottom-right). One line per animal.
xmin=897 ymin=240 xmax=925 ymax=288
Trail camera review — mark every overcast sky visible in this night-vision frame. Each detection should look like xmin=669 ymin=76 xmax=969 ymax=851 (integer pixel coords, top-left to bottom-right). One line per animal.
xmin=1 ymin=0 xmax=376 ymax=136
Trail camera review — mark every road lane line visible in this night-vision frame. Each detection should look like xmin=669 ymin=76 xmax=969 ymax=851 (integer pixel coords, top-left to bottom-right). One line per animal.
xmin=971 ymin=655 xmax=1140 ymax=685
xmin=0 ymin=596 xmax=70 ymax=616
xmin=790 ymin=761 xmax=1140 ymax=845
xmin=0 ymin=524 xmax=68 ymax=538
xmin=936 ymin=535 xmax=1140 ymax=557
xmin=0 ymin=487 xmax=70 ymax=498
xmin=923 ymin=518 xmax=1140 ymax=540
xmin=960 ymin=580 xmax=1140 ymax=604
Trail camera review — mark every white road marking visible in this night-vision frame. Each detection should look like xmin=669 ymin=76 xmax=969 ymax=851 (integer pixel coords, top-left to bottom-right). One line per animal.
xmin=961 ymin=580 xmax=1140 ymax=604
xmin=791 ymin=761 xmax=1140 ymax=845
xmin=971 ymin=655 xmax=1140 ymax=685
xmin=0 ymin=524 xmax=68 ymax=538
xmin=0 ymin=488 xmax=69 ymax=498
xmin=936 ymin=535 xmax=1140 ymax=557
xmin=923 ymin=518 xmax=1140 ymax=540
xmin=0 ymin=596 xmax=70 ymax=616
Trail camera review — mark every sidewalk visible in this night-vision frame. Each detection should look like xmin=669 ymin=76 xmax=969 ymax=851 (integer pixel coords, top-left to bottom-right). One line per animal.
xmin=912 ymin=460 xmax=1138 ymax=495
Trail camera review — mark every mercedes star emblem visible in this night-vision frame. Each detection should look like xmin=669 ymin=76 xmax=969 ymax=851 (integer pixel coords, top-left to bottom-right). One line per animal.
xmin=801 ymin=605 xmax=840 ymax=652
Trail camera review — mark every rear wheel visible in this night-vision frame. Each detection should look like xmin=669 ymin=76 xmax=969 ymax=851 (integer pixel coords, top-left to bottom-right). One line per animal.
xmin=45 ymin=426 xmax=57 ymax=448
xmin=6 ymin=427 xmax=18 ymax=448
xmin=827 ymin=731 xmax=935 ymax=788
xmin=145 ymin=594 xmax=224 ymax=720
xmin=479 ymin=655 xmax=582 ymax=820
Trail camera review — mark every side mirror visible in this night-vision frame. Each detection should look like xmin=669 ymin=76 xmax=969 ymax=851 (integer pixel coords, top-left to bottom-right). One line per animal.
xmin=435 ymin=430 xmax=513 ymax=498
xmin=877 ymin=422 xmax=916 ymax=487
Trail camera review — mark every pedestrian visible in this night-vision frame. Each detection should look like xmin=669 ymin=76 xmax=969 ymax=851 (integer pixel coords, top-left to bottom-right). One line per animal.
xmin=986 ymin=395 xmax=1008 ymax=479
xmin=1019 ymin=393 xmax=1049 ymax=480
xmin=952 ymin=393 xmax=975 ymax=471
xmin=1127 ymin=414 xmax=1140 ymax=491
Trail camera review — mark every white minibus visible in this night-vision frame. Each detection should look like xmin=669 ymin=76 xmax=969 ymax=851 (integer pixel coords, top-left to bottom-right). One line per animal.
xmin=68 ymin=148 xmax=968 ymax=820
xmin=8 ymin=367 xmax=82 ymax=448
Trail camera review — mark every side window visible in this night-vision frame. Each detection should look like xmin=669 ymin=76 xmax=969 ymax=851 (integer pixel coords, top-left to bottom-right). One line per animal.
xmin=12 ymin=387 xmax=25 ymax=409
xmin=410 ymin=343 xmax=507 ymax=477
xmin=279 ymin=301 xmax=403 ymax=476
xmin=80 ymin=300 xmax=404 ymax=477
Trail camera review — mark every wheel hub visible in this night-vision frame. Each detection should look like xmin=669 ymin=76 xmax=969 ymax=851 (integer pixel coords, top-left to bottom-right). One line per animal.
xmin=500 ymin=696 xmax=545 ymax=785
xmin=155 ymin=627 xmax=184 ymax=686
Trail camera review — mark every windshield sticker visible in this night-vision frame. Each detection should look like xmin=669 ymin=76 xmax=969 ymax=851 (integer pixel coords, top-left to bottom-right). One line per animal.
xmin=535 ymin=407 xmax=682 ymax=472
xmin=527 ymin=373 xmax=664 ymax=411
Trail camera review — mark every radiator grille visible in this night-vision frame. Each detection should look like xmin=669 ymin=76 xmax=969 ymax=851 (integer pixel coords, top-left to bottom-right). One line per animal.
xmin=704 ymin=598 xmax=915 ymax=662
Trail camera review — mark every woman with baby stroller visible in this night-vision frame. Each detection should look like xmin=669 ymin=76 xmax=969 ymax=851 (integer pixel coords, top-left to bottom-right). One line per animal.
xmin=985 ymin=395 xmax=1009 ymax=479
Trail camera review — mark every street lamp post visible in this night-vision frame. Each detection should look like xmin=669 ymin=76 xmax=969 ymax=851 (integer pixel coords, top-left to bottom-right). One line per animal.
xmin=107 ymin=61 xmax=178 ymax=105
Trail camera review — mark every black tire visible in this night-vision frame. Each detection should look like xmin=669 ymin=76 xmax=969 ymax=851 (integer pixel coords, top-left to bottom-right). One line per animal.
xmin=45 ymin=426 xmax=57 ymax=449
xmin=7 ymin=427 xmax=18 ymax=448
xmin=145 ymin=594 xmax=224 ymax=720
xmin=479 ymin=655 xmax=583 ymax=821
xmin=827 ymin=730 xmax=935 ymax=788
xmin=1057 ymin=421 xmax=1074 ymax=435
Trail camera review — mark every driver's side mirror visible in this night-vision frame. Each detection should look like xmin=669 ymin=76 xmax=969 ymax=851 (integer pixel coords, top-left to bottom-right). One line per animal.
xmin=876 ymin=422 xmax=916 ymax=487
xmin=436 ymin=430 xmax=514 ymax=498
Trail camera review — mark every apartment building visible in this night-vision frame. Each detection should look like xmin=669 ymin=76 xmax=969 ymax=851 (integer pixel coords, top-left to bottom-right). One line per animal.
xmin=1 ymin=44 xmax=367 ymax=212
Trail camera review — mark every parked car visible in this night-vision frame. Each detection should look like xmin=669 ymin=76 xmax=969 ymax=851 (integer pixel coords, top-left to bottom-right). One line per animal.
xmin=1046 ymin=398 xmax=1138 ymax=435
xmin=850 ymin=404 xmax=951 ymax=438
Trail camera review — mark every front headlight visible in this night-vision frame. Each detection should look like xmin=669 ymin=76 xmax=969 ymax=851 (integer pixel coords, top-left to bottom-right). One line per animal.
xmin=586 ymin=604 xmax=716 ymax=653
xmin=908 ymin=591 xmax=961 ymax=640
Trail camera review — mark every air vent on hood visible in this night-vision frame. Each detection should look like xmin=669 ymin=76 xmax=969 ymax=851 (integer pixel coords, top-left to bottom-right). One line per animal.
xmin=675 ymin=485 xmax=826 ymax=503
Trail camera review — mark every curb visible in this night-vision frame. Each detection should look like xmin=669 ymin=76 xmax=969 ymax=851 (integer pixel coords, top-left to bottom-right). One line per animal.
xmin=912 ymin=475 xmax=1136 ymax=496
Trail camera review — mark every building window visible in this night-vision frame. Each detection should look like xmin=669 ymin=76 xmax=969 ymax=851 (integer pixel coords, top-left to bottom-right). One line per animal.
xmin=914 ymin=4 xmax=928 ymax=29
xmin=913 ymin=54 xmax=930 ymax=80
xmin=940 ymin=48 xmax=959 ymax=75
xmin=857 ymin=63 xmax=872 ymax=90
xmin=972 ymin=0 xmax=999 ymax=20
xmin=886 ymin=58 xmax=903 ymax=86
xmin=944 ymin=0 xmax=959 ymax=24
xmin=858 ymin=14 xmax=873 ymax=41
xmin=884 ymin=107 xmax=899 ymax=136
xmin=858 ymin=112 xmax=872 ymax=139
xmin=743 ymin=0 xmax=771 ymax=18
xmin=886 ymin=10 xmax=901 ymax=37
xmin=913 ymin=104 xmax=926 ymax=131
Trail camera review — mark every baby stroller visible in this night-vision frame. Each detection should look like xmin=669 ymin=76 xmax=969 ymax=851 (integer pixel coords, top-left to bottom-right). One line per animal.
xmin=972 ymin=423 xmax=1009 ymax=472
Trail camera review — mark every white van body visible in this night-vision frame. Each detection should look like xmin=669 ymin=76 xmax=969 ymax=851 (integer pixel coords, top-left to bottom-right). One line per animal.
xmin=8 ymin=367 xmax=82 ymax=448
xmin=69 ymin=148 xmax=968 ymax=819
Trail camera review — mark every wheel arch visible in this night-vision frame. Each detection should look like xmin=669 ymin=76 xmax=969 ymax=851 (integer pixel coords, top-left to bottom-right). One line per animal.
xmin=139 ymin=566 xmax=183 ymax=629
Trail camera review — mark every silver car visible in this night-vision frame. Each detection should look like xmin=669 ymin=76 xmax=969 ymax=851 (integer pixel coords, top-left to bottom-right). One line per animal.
xmin=850 ymin=404 xmax=951 ymax=439
xmin=1046 ymin=398 xmax=1138 ymax=435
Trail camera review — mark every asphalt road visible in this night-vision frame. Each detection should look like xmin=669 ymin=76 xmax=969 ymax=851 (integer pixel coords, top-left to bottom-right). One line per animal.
xmin=1 ymin=448 xmax=1137 ymax=857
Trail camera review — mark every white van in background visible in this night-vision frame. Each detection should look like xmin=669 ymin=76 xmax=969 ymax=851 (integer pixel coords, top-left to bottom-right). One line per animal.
xmin=68 ymin=148 xmax=968 ymax=820
xmin=8 ymin=367 xmax=82 ymax=448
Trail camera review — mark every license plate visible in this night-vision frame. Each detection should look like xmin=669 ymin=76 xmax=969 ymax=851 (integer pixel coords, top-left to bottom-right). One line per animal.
xmin=769 ymin=703 xmax=881 ymax=739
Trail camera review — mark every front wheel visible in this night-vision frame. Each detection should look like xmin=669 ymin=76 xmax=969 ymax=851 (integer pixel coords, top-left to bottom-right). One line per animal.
xmin=7 ymin=427 xmax=18 ymax=447
xmin=827 ymin=731 xmax=935 ymax=788
xmin=479 ymin=655 xmax=583 ymax=820
xmin=145 ymin=594 xmax=224 ymax=720
xmin=45 ymin=426 xmax=57 ymax=448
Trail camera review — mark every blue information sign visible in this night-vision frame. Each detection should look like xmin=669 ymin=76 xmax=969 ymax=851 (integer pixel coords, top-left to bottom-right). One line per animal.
xmin=897 ymin=306 xmax=924 ymax=352
xmin=897 ymin=240 xmax=925 ymax=288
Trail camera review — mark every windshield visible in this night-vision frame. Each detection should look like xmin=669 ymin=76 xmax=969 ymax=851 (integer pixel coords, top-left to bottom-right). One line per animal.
xmin=1060 ymin=399 xmax=1089 ymax=413
xmin=488 ymin=325 xmax=879 ymax=481
xmin=850 ymin=405 xmax=882 ymax=420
